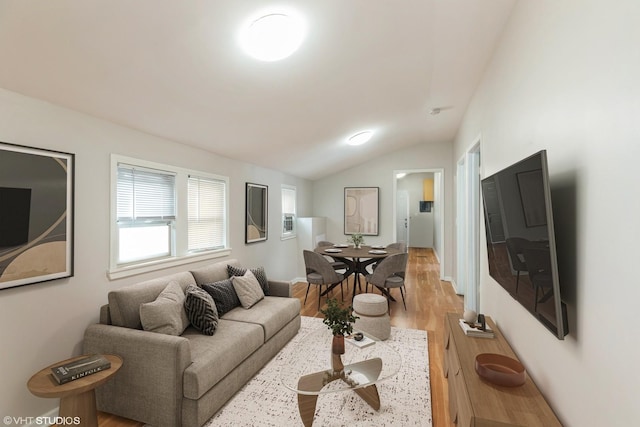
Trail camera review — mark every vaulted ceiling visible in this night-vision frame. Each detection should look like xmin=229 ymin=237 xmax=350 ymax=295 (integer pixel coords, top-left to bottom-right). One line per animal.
xmin=0 ymin=0 xmax=515 ymax=180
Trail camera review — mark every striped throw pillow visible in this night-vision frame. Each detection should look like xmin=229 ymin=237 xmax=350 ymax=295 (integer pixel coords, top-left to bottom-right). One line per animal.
xmin=184 ymin=284 xmax=219 ymax=335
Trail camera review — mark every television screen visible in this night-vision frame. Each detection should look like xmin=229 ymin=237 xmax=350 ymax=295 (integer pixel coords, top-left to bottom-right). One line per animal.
xmin=481 ymin=150 xmax=568 ymax=339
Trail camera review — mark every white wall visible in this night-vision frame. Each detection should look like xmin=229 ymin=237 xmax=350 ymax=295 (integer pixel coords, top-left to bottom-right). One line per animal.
xmin=0 ymin=88 xmax=312 ymax=418
xmin=454 ymin=0 xmax=640 ymax=425
xmin=312 ymin=141 xmax=453 ymax=278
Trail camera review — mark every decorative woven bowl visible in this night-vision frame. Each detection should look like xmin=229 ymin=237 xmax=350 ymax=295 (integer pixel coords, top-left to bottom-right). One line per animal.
xmin=475 ymin=353 xmax=526 ymax=387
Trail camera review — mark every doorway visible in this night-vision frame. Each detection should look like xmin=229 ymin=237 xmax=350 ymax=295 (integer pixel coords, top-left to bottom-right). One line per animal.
xmin=393 ymin=169 xmax=445 ymax=280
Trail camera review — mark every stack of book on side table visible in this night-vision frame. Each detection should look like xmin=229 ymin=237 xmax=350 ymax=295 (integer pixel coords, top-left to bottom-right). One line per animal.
xmin=51 ymin=354 xmax=111 ymax=385
xmin=458 ymin=319 xmax=495 ymax=338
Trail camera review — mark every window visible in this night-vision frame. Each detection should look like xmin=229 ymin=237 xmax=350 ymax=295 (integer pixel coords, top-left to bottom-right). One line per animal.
xmin=281 ymin=185 xmax=296 ymax=239
xmin=110 ymin=155 xmax=230 ymax=279
xmin=188 ymin=175 xmax=227 ymax=252
xmin=116 ymin=164 xmax=176 ymax=264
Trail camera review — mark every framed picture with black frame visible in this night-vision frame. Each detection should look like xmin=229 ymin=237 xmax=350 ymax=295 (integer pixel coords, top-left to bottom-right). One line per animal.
xmin=0 ymin=142 xmax=74 ymax=290
xmin=245 ymin=182 xmax=268 ymax=243
xmin=344 ymin=186 xmax=379 ymax=235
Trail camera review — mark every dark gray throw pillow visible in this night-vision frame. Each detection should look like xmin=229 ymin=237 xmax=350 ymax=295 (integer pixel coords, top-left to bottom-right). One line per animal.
xmin=227 ymin=265 xmax=270 ymax=296
xmin=202 ymin=278 xmax=241 ymax=316
xmin=184 ymin=284 xmax=219 ymax=335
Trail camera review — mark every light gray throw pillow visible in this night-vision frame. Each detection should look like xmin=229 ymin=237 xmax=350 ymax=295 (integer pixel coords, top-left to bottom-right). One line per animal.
xmin=231 ymin=270 xmax=264 ymax=309
xmin=140 ymin=281 xmax=189 ymax=335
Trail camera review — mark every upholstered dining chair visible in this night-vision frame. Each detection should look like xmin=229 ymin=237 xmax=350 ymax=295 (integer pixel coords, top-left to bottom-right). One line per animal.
xmin=385 ymin=242 xmax=406 ymax=252
xmin=316 ymin=241 xmax=348 ymax=269
xmin=365 ymin=252 xmax=409 ymax=313
xmin=303 ymin=250 xmax=345 ymax=310
xmin=367 ymin=241 xmax=407 ymax=277
xmin=316 ymin=241 xmax=348 ymax=290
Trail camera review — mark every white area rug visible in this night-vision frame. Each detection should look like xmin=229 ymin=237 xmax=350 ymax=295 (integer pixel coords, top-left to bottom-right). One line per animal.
xmin=206 ymin=316 xmax=432 ymax=426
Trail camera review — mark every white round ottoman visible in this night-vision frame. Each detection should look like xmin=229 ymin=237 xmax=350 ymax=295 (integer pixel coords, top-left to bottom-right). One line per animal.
xmin=353 ymin=293 xmax=391 ymax=340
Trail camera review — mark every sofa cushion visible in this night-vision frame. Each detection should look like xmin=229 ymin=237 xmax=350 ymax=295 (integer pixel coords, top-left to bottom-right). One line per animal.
xmin=109 ymin=271 xmax=196 ymax=329
xmin=221 ymin=296 xmax=300 ymax=341
xmin=139 ymin=281 xmax=190 ymax=336
xmin=231 ymin=270 xmax=264 ymax=309
xmin=227 ymin=264 xmax=270 ymax=295
xmin=190 ymin=259 xmax=242 ymax=286
xmin=182 ymin=319 xmax=264 ymax=399
xmin=202 ymin=279 xmax=240 ymax=316
xmin=184 ymin=284 xmax=219 ymax=335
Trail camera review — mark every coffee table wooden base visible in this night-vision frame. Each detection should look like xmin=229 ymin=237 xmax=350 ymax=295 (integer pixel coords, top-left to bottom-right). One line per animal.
xmin=354 ymin=384 xmax=381 ymax=410
xmin=296 ymin=357 xmax=383 ymax=427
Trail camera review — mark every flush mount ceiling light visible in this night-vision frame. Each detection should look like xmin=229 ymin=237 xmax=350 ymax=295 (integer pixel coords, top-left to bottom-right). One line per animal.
xmin=347 ymin=130 xmax=374 ymax=146
xmin=239 ymin=9 xmax=306 ymax=61
xmin=396 ymin=173 xmax=407 ymax=179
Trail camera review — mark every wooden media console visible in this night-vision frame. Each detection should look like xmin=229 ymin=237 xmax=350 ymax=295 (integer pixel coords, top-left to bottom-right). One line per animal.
xmin=443 ymin=313 xmax=561 ymax=426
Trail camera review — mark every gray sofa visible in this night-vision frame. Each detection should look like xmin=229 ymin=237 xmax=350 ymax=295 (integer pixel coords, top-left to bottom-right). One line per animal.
xmin=83 ymin=259 xmax=301 ymax=427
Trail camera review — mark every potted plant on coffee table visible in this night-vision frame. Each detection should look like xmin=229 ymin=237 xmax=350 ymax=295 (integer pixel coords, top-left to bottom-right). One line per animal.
xmin=320 ymin=298 xmax=359 ymax=354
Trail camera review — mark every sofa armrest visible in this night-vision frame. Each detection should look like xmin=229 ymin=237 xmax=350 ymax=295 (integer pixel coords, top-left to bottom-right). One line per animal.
xmin=268 ymin=279 xmax=292 ymax=297
xmin=99 ymin=304 xmax=111 ymax=325
xmin=83 ymin=324 xmax=192 ymax=427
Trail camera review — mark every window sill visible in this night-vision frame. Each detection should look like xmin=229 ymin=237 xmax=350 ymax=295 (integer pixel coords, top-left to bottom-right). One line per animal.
xmin=107 ymin=248 xmax=232 ymax=280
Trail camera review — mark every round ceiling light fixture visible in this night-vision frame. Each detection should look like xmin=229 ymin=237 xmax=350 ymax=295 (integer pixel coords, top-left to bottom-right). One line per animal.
xmin=347 ymin=130 xmax=374 ymax=146
xmin=239 ymin=9 xmax=307 ymax=61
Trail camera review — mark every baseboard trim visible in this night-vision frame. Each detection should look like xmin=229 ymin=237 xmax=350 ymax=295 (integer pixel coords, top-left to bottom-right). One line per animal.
xmin=449 ymin=278 xmax=461 ymax=294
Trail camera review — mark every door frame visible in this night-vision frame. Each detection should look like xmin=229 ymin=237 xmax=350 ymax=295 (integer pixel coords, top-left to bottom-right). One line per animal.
xmin=455 ymin=137 xmax=482 ymax=311
xmin=393 ymin=168 xmax=445 ymax=280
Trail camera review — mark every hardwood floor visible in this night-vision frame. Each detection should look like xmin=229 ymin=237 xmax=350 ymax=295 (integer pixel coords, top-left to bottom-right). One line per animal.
xmin=98 ymin=247 xmax=463 ymax=427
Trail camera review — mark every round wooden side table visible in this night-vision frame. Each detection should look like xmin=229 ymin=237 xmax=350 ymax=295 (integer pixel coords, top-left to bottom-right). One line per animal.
xmin=27 ymin=354 xmax=122 ymax=427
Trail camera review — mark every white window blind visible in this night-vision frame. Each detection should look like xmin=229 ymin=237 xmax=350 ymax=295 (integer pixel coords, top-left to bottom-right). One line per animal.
xmin=282 ymin=186 xmax=296 ymax=236
xmin=117 ymin=164 xmax=176 ymax=221
xmin=116 ymin=164 xmax=176 ymax=264
xmin=188 ymin=175 xmax=227 ymax=251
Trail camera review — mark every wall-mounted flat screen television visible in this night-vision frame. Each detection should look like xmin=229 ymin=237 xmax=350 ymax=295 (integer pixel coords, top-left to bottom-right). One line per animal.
xmin=481 ymin=150 xmax=568 ymax=339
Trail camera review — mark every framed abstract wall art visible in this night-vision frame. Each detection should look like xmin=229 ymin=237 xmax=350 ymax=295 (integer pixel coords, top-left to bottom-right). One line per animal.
xmin=344 ymin=187 xmax=379 ymax=235
xmin=245 ymin=182 xmax=268 ymax=243
xmin=0 ymin=142 xmax=74 ymax=290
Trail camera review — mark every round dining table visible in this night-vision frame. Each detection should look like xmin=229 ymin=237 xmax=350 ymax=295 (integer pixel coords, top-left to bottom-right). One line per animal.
xmin=314 ymin=245 xmax=402 ymax=301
